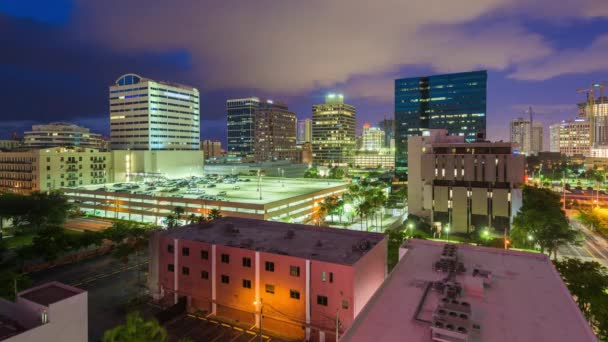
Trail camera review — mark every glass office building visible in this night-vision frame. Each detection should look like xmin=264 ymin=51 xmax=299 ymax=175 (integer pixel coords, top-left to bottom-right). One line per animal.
xmin=394 ymin=70 xmax=487 ymax=179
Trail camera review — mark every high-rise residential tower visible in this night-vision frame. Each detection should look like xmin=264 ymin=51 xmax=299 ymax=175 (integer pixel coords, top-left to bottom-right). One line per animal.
xmin=549 ymin=123 xmax=561 ymax=153
xmin=109 ymin=73 xmax=200 ymax=151
xmin=296 ymin=118 xmax=312 ymax=144
xmin=361 ymin=124 xmax=385 ymax=152
xmin=254 ymin=100 xmax=297 ymax=162
xmin=311 ymin=94 xmax=356 ymax=166
xmin=510 ymin=117 xmax=543 ymax=155
xmin=226 ymin=97 xmax=297 ymax=162
xmin=395 ymin=71 xmax=487 ymax=178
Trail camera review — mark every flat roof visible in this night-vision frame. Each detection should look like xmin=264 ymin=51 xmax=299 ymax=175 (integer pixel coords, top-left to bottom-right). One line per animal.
xmin=162 ymin=217 xmax=385 ymax=265
xmin=342 ymin=239 xmax=596 ymax=342
xmin=68 ymin=177 xmax=347 ymax=206
xmin=19 ymin=282 xmax=83 ymax=307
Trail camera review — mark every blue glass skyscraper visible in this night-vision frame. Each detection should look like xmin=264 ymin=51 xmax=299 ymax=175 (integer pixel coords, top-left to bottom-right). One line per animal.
xmin=394 ymin=70 xmax=487 ymax=178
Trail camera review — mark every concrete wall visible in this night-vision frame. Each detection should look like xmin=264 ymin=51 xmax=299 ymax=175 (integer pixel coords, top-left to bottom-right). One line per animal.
xmin=112 ymin=150 xmax=204 ymax=182
xmin=353 ymin=237 xmax=387 ymax=318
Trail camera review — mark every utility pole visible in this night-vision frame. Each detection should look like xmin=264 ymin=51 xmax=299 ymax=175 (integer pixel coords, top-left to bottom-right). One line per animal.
xmin=259 ymin=298 xmax=264 ymax=342
xmin=563 ymin=171 xmax=566 ymax=211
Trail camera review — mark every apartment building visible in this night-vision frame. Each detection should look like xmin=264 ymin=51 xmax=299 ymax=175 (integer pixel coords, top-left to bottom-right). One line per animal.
xmin=0 ymin=147 xmax=111 ymax=194
xmin=148 ymin=218 xmax=386 ymax=341
xmin=408 ymin=130 xmax=525 ymax=235
xmin=23 ymin=122 xmax=102 ymax=150
xmin=311 ymin=94 xmax=356 ymax=166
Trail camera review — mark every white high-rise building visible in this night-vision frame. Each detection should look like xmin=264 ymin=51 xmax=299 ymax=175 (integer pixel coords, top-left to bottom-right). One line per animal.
xmin=510 ymin=118 xmax=543 ymax=155
xmin=296 ymin=119 xmax=312 ymax=144
xmin=549 ymin=123 xmax=561 ymax=152
xmin=361 ymin=125 xmax=385 ymax=152
xmin=110 ymin=73 xmax=200 ymax=151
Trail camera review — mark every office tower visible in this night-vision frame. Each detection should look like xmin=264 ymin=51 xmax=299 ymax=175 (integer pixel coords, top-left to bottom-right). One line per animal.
xmin=553 ymin=119 xmax=591 ymax=157
xmin=377 ymin=117 xmax=395 ymax=148
xmin=23 ymin=122 xmax=102 ymax=149
xmin=254 ymin=100 xmax=297 ymax=162
xmin=296 ymin=118 xmax=312 ymax=144
xmin=226 ymin=97 xmax=297 ymax=162
xmin=510 ymin=118 xmax=543 ymax=155
xmin=361 ymin=124 xmax=385 ymax=152
xmin=549 ymin=123 xmax=560 ymax=152
xmin=395 ymin=71 xmax=487 ymax=178
xmin=110 ymin=73 xmax=200 ymax=151
xmin=408 ymin=129 xmax=524 ymax=234
xmin=147 ymin=217 xmax=386 ymax=341
xmin=201 ymin=140 xmax=222 ymax=158
xmin=226 ymin=97 xmax=258 ymax=159
xmin=311 ymin=94 xmax=356 ymax=166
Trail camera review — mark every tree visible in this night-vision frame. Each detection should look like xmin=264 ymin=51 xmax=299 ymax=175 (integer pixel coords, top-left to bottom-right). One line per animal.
xmin=172 ymin=207 xmax=185 ymax=222
xmin=0 ymin=270 xmax=31 ymax=300
xmin=511 ymin=186 xmax=580 ymax=258
xmin=207 ymin=209 xmax=222 ymax=221
xmin=163 ymin=214 xmax=178 ymax=228
xmin=29 ymin=225 xmax=74 ymax=261
xmin=0 ymin=191 xmax=72 ymax=232
xmin=555 ymin=258 xmax=608 ymax=340
xmin=102 ymin=312 xmax=168 ymax=342
xmin=303 ymin=167 xmax=319 ymax=179
xmin=186 ymin=213 xmax=198 ymax=225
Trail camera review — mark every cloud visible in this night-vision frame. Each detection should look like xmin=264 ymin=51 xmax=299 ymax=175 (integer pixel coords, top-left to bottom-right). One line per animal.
xmin=510 ymin=104 xmax=576 ymax=116
xmin=509 ymin=34 xmax=608 ymax=81
xmin=73 ymin=0 xmax=564 ymax=96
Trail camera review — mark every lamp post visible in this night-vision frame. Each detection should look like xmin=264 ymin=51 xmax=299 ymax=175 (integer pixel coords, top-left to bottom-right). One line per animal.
xmin=253 ymin=299 xmax=264 ymax=342
xmin=407 ymin=223 xmax=414 ymax=238
xmin=445 ymin=225 xmax=450 ymax=242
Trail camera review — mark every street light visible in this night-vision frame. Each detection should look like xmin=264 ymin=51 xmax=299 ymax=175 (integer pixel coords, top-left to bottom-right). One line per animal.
xmin=253 ymin=299 xmax=264 ymax=342
xmin=445 ymin=225 xmax=450 ymax=242
xmin=407 ymin=223 xmax=414 ymax=237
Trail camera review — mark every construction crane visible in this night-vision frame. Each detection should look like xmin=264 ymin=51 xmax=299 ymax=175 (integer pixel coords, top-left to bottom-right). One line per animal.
xmin=576 ymin=82 xmax=606 ymax=147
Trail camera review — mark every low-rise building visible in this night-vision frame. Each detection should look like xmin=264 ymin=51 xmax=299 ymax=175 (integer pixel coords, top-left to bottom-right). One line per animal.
xmin=0 ymin=140 xmax=21 ymax=151
xmin=342 ymin=239 xmax=597 ymax=342
xmin=148 ymin=217 xmax=386 ymax=341
xmin=0 ymin=147 xmax=111 ymax=194
xmin=201 ymin=140 xmax=222 ymax=158
xmin=23 ymin=122 xmax=103 ymax=149
xmin=408 ymin=130 xmax=525 ymax=235
xmin=0 ymin=282 xmax=87 ymax=342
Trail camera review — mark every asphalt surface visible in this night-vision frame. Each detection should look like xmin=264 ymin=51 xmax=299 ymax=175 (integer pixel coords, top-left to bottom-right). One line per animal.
xmin=28 ymin=252 xmax=151 ymax=341
xmin=559 ymin=217 xmax=608 ymax=267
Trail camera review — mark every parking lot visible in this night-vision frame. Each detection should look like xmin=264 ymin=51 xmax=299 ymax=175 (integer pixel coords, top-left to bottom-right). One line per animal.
xmin=165 ymin=314 xmax=291 ymax=342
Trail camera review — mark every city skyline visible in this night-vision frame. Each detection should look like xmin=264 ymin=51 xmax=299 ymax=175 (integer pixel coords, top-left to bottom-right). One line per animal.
xmin=1 ymin=1 xmax=607 ymax=145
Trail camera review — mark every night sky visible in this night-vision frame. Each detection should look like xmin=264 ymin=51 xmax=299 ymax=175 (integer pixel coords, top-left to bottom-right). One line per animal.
xmin=1 ymin=0 xmax=607 ymax=146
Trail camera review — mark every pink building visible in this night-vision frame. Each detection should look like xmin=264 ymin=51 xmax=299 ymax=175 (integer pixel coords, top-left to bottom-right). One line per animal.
xmin=148 ymin=217 xmax=387 ymax=341
xmin=342 ymin=239 xmax=597 ymax=342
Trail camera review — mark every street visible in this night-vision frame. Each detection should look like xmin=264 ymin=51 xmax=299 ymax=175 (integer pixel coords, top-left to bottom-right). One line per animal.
xmin=559 ymin=217 xmax=608 ymax=267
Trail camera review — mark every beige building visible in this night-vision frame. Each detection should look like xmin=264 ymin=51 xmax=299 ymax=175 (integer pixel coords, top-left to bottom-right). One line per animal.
xmin=201 ymin=140 xmax=222 ymax=158
xmin=23 ymin=122 xmax=102 ymax=149
xmin=361 ymin=125 xmax=385 ymax=152
xmin=0 ymin=282 xmax=87 ymax=342
xmin=0 ymin=147 xmax=111 ymax=194
xmin=408 ymin=130 xmax=524 ymax=235
xmin=110 ymin=73 xmax=200 ymax=151
xmin=312 ymin=94 xmax=356 ymax=166
xmin=509 ymin=118 xmax=543 ymax=155
xmin=353 ymin=153 xmax=394 ymax=169
xmin=111 ymin=150 xmax=204 ymax=183
xmin=552 ymin=119 xmax=590 ymax=157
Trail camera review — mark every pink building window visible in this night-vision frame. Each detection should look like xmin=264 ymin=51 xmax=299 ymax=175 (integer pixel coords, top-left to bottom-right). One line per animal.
xmin=167 ymin=244 xmax=174 ymax=253
xmin=182 ymin=267 xmax=189 ymax=275
xmin=242 ymin=257 xmax=252 ymax=268
xmin=201 ymin=271 xmax=209 ymax=279
xmin=182 ymin=247 xmax=190 ymax=256
xmin=221 ymin=275 xmax=230 ymax=284
xmin=265 ymin=284 xmax=275 ymax=294
xmin=317 ymin=295 xmax=328 ymax=306
xmin=290 ymin=290 xmax=300 ymax=300
xmin=289 ymin=266 xmax=300 ymax=277
xmin=221 ymin=254 xmax=230 ymax=264
xmin=167 ymin=264 xmax=174 ymax=272
xmin=200 ymin=250 xmax=208 ymax=259
xmin=265 ymin=261 xmax=275 ymax=272
xmin=243 ymin=279 xmax=252 ymax=289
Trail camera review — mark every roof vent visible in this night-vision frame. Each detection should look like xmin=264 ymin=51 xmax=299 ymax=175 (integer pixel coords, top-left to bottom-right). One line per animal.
xmin=285 ymin=230 xmax=295 ymax=239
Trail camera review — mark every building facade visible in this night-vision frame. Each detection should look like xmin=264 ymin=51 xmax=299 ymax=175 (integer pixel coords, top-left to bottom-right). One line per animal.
xmin=408 ymin=130 xmax=524 ymax=235
xmin=311 ymin=94 xmax=356 ymax=166
xmin=0 ymin=139 xmax=21 ymax=151
xmin=110 ymin=73 xmax=200 ymax=151
xmin=226 ymin=97 xmax=258 ymax=159
xmin=395 ymin=71 xmax=487 ymax=178
xmin=201 ymin=140 xmax=222 ymax=158
xmin=254 ymin=101 xmax=297 ymax=162
xmin=297 ymin=119 xmax=312 ymax=144
xmin=23 ymin=123 xmax=102 ymax=150
xmin=148 ymin=218 xmax=386 ymax=341
xmin=553 ymin=119 xmax=591 ymax=157
xmin=0 ymin=147 xmax=111 ymax=194
xmin=549 ymin=123 xmax=560 ymax=152
xmin=377 ymin=118 xmax=395 ymax=149
xmin=361 ymin=125 xmax=384 ymax=152
xmin=509 ymin=118 xmax=543 ymax=155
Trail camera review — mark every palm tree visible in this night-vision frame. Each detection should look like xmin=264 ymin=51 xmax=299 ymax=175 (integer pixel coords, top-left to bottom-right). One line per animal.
xmin=163 ymin=214 xmax=177 ymax=228
xmin=187 ymin=213 xmax=198 ymax=225
xmin=102 ymin=312 xmax=168 ymax=342
xmin=207 ymin=209 xmax=222 ymax=220
xmin=172 ymin=206 xmax=185 ymax=223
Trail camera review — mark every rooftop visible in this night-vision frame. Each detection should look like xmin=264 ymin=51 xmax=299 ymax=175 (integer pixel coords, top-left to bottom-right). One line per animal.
xmin=162 ymin=217 xmax=385 ymax=265
xmin=19 ymin=282 xmax=83 ymax=307
xmin=342 ymin=239 xmax=596 ymax=342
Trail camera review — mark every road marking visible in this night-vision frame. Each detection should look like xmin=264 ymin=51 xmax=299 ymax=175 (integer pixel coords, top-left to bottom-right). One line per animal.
xmin=221 ymin=323 xmax=231 ymax=328
xmin=234 ymin=327 xmax=244 ymax=332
